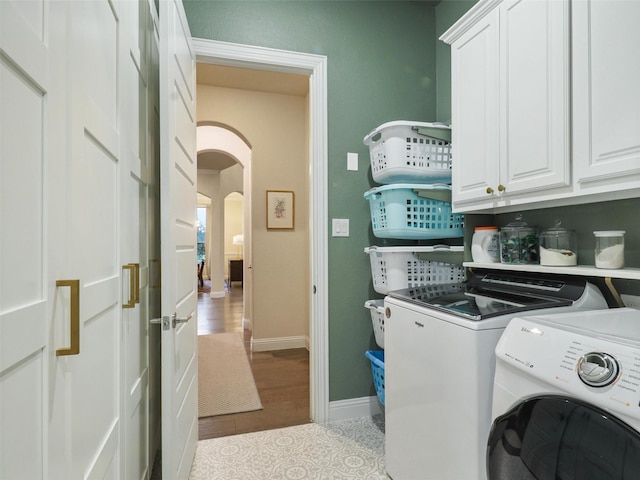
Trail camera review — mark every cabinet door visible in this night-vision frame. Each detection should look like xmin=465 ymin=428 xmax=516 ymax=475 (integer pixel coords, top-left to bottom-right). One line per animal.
xmin=573 ymin=0 xmax=640 ymax=190
xmin=499 ymin=0 xmax=570 ymax=196
xmin=450 ymin=9 xmax=500 ymax=205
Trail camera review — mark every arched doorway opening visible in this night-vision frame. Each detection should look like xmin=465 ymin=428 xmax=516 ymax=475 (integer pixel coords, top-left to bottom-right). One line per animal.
xmin=197 ymin=123 xmax=253 ymax=330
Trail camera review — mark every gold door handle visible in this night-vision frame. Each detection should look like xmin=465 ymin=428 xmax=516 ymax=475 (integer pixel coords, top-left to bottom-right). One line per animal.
xmin=486 ymin=187 xmax=494 ymax=195
xmin=131 ymin=263 xmax=140 ymax=304
xmin=56 ymin=280 xmax=80 ymax=356
xmin=123 ymin=264 xmax=137 ymax=308
xmin=497 ymin=184 xmax=506 ymax=192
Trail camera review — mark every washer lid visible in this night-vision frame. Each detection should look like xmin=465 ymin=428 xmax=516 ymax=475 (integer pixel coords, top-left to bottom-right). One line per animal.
xmin=386 ymin=270 xmax=588 ymax=320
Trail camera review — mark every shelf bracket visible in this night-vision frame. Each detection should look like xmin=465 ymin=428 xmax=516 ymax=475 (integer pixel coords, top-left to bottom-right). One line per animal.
xmin=604 ymin=277 xmax=625 ymax=307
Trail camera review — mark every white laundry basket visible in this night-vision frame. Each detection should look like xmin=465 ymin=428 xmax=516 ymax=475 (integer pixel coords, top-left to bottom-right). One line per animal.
xmin=363 ymin=121 xmax=452 ymax=184
xmin=364 ymin=299 xmax=385 ymax=349
xmin=364 ymin=245 xmax=465 ymax=294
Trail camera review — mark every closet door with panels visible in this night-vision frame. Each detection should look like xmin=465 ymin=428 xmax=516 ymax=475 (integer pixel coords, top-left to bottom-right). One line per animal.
xmin=119 ymin=2 xmax=155 ymax=479
xmin=1 ymin=1 xmax=154 ymax=478
xmin=49 ymin=1 xmax=124 ymax=477
xmin=0 ymin=1 xmax=50 ymax=478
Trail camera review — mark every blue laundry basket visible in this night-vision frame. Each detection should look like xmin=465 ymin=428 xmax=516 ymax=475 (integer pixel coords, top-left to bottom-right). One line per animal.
xmin=365 ymin=350 xmax=385 ymax=405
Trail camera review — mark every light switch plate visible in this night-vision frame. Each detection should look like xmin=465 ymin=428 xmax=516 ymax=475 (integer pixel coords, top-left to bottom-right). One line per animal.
xmin=347 ymin=152 xmax=358 ymax=171
xmin=332 ymin=218 xmax=350 ymax=237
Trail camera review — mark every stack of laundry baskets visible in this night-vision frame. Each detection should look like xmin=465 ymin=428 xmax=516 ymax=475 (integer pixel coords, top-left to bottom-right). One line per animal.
xmin=362 ymin=121 xmax=465 ymax=406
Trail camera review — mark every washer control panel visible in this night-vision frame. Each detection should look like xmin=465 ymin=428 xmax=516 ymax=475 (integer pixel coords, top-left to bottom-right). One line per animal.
xmin=577 ymin=352 xmax=620 ymax=387
xmin=495 ymin=313 xmax=640 ymax=422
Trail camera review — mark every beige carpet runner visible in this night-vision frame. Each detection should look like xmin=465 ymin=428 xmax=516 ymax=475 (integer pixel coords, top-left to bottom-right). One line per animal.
xmin=198 ymin=332 xmax=263 ymax=417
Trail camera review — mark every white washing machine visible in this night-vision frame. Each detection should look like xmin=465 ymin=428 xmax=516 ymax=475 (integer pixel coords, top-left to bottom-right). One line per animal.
xmin=488 ymin=308 xmax=640 ymax=479
xmin=383 ymin=270 xmax=608 ymax=480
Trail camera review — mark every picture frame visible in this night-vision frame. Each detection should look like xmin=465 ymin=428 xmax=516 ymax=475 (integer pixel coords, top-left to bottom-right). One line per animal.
xmin=266 ymin=190 xmax=295 ymax=230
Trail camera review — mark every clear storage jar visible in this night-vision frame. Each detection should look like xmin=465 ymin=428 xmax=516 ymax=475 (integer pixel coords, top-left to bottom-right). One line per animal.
xmin=594 ymin=231 xmax=625 ymax=269
xmin=499 ymin=214 xmax=539 ymax=265
xmin=539 ymin=220 xmax=577 ymax=266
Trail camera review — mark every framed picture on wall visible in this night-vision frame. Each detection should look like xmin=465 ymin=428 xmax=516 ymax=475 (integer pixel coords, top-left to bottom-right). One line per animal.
xmin=266 ymin=190 xmax=295 ymax=230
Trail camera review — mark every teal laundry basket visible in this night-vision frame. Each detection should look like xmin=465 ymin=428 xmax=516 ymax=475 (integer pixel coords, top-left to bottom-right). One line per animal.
xmin=364 ymin=184 xmax=464 ymax=240
xmin=365 ymin=350 xmax=385 ymax=405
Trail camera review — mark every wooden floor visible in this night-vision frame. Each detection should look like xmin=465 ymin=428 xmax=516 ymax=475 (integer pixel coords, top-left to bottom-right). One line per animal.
xmin=197 ymin=281 xmax=311 ymax=440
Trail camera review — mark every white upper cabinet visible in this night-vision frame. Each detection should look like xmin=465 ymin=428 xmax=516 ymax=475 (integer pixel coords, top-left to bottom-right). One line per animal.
xmin=572 ymin=0 xmax=640 ymax=194
xmin=499 ymin=0 xmax=570 ymax=197
xmin=443 ymin=0 xmax=640 ymax=214
xmin=442 ymin=0 xmax=571 ymax=212
xmin=446 ymin=6 xmax=500 ymax=207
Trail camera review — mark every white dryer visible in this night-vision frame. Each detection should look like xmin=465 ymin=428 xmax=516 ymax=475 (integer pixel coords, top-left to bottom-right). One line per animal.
xmin=488 ymin=308 xmax=640 ymax=479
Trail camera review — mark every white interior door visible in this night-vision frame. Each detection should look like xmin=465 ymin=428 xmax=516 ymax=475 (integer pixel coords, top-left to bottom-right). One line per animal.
xmin=53 ymin=1 xmax=123 ymax=477
xmin=0 ymin=1 xmax=49 ymax=478
xmin=159 ymin=1 xmax=198 ymax=479
xmin=120 ymin=2 xmax=153 ymax=479
xmin=3 ymin=2 xmax=154 ymax=478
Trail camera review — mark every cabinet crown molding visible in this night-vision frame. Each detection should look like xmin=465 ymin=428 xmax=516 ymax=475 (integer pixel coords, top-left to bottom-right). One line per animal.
xmin=440 ymin=0 xmax=503 ymax=44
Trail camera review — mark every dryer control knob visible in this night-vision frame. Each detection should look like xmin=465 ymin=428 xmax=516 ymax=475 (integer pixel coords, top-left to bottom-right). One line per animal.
xmin=577 ymin=352 xmax=619 ymax=387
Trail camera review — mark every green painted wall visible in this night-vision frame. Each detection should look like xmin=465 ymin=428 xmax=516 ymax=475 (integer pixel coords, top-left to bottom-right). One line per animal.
xmin=435 ymin=0 xmax=477 ymax=123
xmin=184 ymin=0 xmax=442 ymax=401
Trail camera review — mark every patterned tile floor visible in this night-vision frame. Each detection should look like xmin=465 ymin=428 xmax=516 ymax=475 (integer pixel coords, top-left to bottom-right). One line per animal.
xmin=189 ymin=415 xmax=387 ymax=479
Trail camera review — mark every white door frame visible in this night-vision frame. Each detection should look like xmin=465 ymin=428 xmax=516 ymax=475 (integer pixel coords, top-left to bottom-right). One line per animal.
xmin=192 ymin=38 xmax=329 ymax=423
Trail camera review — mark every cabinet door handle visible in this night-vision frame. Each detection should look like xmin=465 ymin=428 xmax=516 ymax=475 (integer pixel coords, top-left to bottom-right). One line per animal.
xmin=497 ymin=184 xmax=506 ymax=192
xmin=56 ymin=279 xmax=80 ymax=356
xmin=486 ymin=187 xmax=494 ymax=195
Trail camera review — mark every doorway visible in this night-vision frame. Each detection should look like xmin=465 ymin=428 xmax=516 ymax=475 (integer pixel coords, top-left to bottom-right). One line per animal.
xmin=192 ymin=38 xmax=329 ymax=423
xmin=195 ymin=73 xmax=313 ymax=437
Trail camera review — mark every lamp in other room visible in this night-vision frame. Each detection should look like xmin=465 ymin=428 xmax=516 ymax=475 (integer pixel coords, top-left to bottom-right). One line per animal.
xmin=232 ymin=234 xmax=244 ymax=258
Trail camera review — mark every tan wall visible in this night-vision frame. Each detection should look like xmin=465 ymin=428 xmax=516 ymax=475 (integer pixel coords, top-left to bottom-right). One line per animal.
xmin=197 ymin=84 xmax=310 ymax=342
xmin=224 ymin=193 xmax=244 ymax=276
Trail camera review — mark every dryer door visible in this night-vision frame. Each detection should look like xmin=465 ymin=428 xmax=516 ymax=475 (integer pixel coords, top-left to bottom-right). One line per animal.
xmin=487 ymin=396 xmax=640 ymax=480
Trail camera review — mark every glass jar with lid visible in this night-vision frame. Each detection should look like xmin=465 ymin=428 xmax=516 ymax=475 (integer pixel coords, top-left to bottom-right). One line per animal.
xmin=539 ymin=219 xmax=577 ymax=266
xmin=499 ymin=214 xmax=539 ymax=264
xmin=594 ymin=231 xmax=625 ymax=269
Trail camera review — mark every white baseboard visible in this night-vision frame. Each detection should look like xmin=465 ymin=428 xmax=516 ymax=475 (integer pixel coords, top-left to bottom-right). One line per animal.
xmin=209 ymin=290 xmax=226 ymax=299
xmin=251 ymin=335 xmax=309 ymax=352
xmin=328 ymin=396 xmax=383 ymax=422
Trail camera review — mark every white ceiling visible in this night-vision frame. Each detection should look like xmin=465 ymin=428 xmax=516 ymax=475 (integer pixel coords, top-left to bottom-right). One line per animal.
xmin=196 ymin=63 xmax=309 ymax=172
